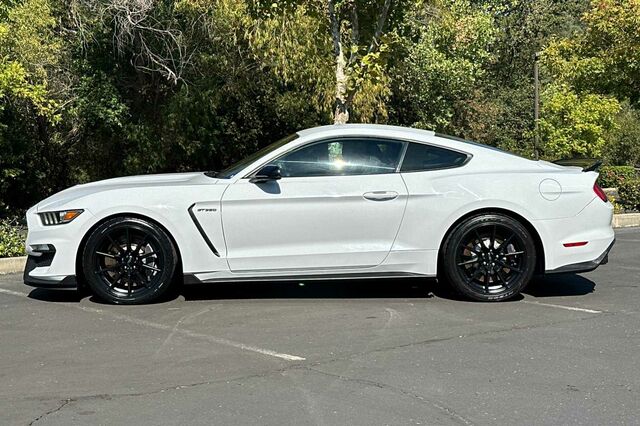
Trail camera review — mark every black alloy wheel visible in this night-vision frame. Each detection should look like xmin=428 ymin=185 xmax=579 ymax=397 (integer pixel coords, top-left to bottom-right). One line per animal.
xmin=82 ymin=217 xmax=177 ymax=304
xmin=442 ymin=214 xmax=536 ymax=301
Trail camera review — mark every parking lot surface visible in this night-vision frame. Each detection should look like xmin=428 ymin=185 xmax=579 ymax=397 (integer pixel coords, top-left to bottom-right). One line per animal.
xmin=1 ymin=228 xmax=639 ymax=425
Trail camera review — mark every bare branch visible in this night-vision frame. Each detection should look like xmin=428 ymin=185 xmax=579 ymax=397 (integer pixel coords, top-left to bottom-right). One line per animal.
xmin=327 ymin=0 xmax=341 ymax=59
xmin=348 ymin=1 xmax=359 ymax=65
xmin=368 ymin=0 xmax=392 ymax=54
xmin=89 ymin=0 xmax=192 ymax=84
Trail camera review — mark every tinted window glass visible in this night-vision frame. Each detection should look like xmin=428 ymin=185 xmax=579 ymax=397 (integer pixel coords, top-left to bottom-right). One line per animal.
xmin=435 ymin=133 xmax=532 ymax=161
xmin=400 ymin=143 xmax=468 ymax=172
xmin=273 ymin=138 xmax=403 ymax=177
xmin=217 ymin=133 xmax=299 ymax=179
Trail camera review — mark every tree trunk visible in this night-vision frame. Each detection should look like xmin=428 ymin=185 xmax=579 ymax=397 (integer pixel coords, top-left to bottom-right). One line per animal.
xmin=328 ymin=0 xmax=349 ymax=124
xmin=334 ymin=47 xmax=349 ymax=124
xmin=327 ymin=0 xmax=392 ymax=124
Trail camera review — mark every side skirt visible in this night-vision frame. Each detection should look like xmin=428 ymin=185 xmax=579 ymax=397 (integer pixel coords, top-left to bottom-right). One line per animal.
xmin=183 ymin=271 xmax=431 ymax=285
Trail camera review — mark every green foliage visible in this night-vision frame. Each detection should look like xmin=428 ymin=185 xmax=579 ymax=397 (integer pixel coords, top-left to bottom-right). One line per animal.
xmin=473 ymin=0 xmax=590 ymax=155
xmin=0 ymin=0 xmax=59 ymax=118
xmin=598 ymin=166 xmax=637 ymax=189
xmin=392 ymin=0 xmax=496 ymax=134
xmin=540 ymin=0 xmax=640 ymax=165
xmin=0 ymin=219 xmax=25 ymax=258
xmin=543 ymin=0 xmax=640 ymax=105
xmin=538 ymin=85 xmax=620 ymax=159
xmin=607 ymin=195 xmax=624 ymax=214
xmin=603 ymin=104 xmax=640 ymax=166
xmin=618 ymin=178 xmax=640 ymax=212
xmin=0 ymin=0 xmax=640 ymax=215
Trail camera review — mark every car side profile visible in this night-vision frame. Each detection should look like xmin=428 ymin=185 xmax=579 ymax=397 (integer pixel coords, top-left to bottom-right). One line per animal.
xmin=24 ymin=124 xmax=615 ymax=304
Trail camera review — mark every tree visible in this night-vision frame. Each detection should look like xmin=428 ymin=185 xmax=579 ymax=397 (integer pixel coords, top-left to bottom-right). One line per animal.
xmin=538 ymin=84 xmax=620 ymax=159
xmin=540 ymin=0 xmax=640 ymax=161
xmin=0 ymin=0 xmax=63 ymax=213
xmin=482 ymin=0 xmax=590 ymax=154
xmin=391 ymin=0 xmax=496 ymax=136
xmin=544 ymin=0 xmax=640 ymax=105
xmin=326 ymin=0 xmax=397 ymax=123
xmin=247 ymin=0 xmax=405 ymax=124
xmin=2 ymin=0 xmax=640 ymax=215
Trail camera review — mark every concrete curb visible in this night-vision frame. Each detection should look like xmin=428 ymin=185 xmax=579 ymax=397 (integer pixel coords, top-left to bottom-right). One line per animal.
xmin=0 ymin=256 xmax=26 ymax=275
xmin=613 ymin=213 xmax=640 ymax=228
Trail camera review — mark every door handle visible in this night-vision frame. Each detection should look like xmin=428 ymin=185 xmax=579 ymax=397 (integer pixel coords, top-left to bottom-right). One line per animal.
xmin=363 ymin=191 xmax=399 ymax=201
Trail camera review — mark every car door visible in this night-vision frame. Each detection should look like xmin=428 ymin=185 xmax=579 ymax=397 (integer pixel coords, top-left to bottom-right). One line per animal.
xmin=220 ymin=137 xmax=409 ymax=272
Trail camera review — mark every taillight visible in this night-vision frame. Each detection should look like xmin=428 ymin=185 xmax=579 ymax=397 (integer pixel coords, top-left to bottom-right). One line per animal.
xmin=593 ymin=183 xmax=607 ymax=202
xmin=563 ymin=241 xmax=588 ymax=247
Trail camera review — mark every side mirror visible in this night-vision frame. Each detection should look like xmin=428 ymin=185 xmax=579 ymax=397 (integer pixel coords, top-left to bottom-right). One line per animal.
xmin=250 ymin=164 xmax=282 ymax=184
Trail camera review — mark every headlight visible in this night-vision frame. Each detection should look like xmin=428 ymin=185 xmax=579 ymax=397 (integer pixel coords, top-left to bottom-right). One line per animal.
xmin=38 ymin=209 xmax=84 ymax=226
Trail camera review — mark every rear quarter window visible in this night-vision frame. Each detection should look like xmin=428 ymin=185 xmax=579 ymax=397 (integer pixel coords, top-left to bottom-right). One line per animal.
xmin=400 ymin=142 xmax=469 ymax=172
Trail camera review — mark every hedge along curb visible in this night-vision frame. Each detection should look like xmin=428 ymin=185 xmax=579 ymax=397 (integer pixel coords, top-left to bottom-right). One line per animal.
xmin=0 ymin=256 xmax=26 ymax=275
xmin=613 ymin=213 xmax=640 ymax=228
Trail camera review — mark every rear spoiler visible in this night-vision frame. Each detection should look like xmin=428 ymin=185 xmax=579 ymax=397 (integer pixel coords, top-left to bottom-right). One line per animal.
xmin=552 ymin=158 xmax=603 ymax=172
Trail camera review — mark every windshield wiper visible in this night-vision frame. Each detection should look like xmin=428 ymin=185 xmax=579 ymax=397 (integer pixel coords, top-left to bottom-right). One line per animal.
xmin=204 ymin=171 xmax=218 ymax=178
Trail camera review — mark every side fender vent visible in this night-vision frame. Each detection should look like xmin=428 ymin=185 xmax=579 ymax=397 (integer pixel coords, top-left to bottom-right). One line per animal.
xmin=188 ymin=204 xmax=220 ymax=256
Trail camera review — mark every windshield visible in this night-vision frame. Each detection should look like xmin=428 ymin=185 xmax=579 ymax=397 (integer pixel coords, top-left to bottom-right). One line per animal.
xmin=215 ymin=133 xmax=299 ymax=179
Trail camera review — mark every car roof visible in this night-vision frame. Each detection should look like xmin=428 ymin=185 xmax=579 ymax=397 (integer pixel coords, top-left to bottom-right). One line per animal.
xmin=297 ymin=124 xmax=436 ymax=139
xmin=296 ymin=124 xmax=534 ymax=163
xmin=296 ymin=124 xmax=477 ymax=155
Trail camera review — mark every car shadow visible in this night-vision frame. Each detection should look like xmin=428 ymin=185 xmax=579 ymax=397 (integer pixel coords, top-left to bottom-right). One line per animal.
xmin=26 ymin=278 xmax=443 ymax=304
xmin=180 ymin=278 xmax=528 ymax=302
xmin=524 ymin=273 xmax=596 ymax=298
xmin=181 ymin=278 xmax=442 ymax=301
xmin=26 ymin=274 xmax=596 ymax=304
xmin=27 ymin=287 xmax=86 ymax=303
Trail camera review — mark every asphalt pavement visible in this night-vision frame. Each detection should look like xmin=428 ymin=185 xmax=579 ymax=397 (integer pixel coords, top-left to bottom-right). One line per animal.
xmin=1 ymin=228 xmax=639 ymax=425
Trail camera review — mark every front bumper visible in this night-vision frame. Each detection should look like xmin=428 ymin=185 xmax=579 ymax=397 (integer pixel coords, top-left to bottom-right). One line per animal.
xmin=547 ymin=239 xmax=615 ymax=274
xmin=23 ymin=205 xmax=93 ymax=288
xmin=23 ymin=253 xmax=77 ymax=288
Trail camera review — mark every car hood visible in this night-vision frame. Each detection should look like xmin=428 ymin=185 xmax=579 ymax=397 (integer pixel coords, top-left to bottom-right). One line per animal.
xmin=36 ymin=172 xmax=218 ymax=212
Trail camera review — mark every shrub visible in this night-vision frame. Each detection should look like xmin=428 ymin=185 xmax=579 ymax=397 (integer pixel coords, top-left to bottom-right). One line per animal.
xmin=603 ymin=103 xmax=640 ymax=167
xmin=607 ymin=195 xmax=624 ymax=214
xmin=0 ymin=219 xmax=25 ymax=258
xmin=598 ymin=165 xmax=637 ymax=188
xmin=617 ymin=178 xmax=640 ymax=212
xmin=538 ymin=85 xmax=620 ymax=159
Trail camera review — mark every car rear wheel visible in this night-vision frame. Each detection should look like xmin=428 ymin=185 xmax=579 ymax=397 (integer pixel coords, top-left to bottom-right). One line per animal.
xmin=442 ymin=214 xmax=536 ymax=301
xmin=82 ymin=217 xmax=177 ymax=304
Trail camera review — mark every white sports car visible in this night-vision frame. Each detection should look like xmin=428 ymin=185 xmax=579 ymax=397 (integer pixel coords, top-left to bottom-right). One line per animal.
xmin=24 ymin=124 xmax=615 ymax=304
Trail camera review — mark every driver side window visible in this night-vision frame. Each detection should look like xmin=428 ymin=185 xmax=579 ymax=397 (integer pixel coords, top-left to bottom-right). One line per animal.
xmin=273 ymin=138 xmax=403 ymax=177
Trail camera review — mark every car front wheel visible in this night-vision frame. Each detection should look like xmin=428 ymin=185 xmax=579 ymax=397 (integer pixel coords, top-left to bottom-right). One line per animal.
xmin=82 ymin=217 xmax=177 ymax=304
xmin=442 ymin=213 xmax=536 ymax=301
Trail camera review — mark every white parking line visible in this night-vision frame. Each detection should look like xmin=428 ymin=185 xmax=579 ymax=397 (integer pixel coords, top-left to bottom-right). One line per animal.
xmin=0 ymin=287 xmax=306 ymax=361
xmin=0 ymin=287 xmax=30 ymax=298
xmin=524 ymin=300 xmax=602 ymax=314
xmin=618 ymin=265 xmax=640 ymax=272
xmin=76 ymin=305 xmax=306 ymax=361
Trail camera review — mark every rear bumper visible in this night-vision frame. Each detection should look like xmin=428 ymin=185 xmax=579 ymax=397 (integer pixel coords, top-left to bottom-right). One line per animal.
xmin=547 ymin=239 xmax=615 ymax=274
xmin=536 ymin=195 xmax=615 ymax=272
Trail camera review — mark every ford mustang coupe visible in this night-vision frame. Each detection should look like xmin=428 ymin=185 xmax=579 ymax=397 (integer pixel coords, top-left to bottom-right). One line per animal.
xmin=24 ymin=124 xmax=615 ymax=304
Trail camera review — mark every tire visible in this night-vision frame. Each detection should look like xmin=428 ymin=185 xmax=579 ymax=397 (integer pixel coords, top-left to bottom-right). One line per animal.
xmin=441 ymin=213 xmax=536 ymax=302
xmin=82 ymin=217 xmax=178 ymax=304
